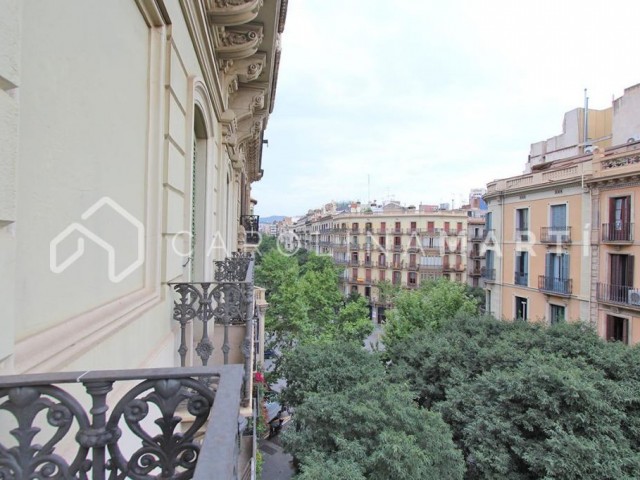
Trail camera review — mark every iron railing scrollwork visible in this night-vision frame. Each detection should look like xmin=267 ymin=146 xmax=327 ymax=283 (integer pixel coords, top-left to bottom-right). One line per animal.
xmin=0 ymin=366 xmax=243 ymax=480
xmin=170 ymin=253 xmax=255 ymax=407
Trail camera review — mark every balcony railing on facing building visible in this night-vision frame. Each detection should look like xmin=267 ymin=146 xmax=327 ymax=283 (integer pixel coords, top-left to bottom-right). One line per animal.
xmin=240 ymin=215 xmax=259 ymax=245
xmin=597 ymin=283 xmax=640 ymax=308
xmin=481 ymin=267 xmax=495 ymax=281
xmin=540 ymin=226 xmax=572 ymax=244
xmin=0 ymin=364 xmax=246 ymax=480
xmin=602 ymin=223 xmax=634 ymax=243
xmin=538 ymin=275 xmax=572 ymax=295
xmin=514 ymin=271 xmax=528 ymax=286
xmin=469 ymin=266 xmax=482 ymax=276
xmin=470 ymin=250 xmax=485 ymax=259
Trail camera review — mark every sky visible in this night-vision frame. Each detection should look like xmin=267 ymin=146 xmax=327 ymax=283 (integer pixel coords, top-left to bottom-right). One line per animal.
xmin=253 ymin=0 xmax=640 ymax=217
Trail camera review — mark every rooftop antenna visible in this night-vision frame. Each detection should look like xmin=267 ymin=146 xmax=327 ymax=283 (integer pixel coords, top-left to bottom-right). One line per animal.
xmin=583 ymin=88 xmax=589 ymax=150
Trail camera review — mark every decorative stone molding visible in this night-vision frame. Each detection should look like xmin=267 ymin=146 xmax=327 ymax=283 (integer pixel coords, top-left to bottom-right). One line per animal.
xmin=223 ymin=53 xmax=266 ymax=95
xmin=220 ymin=110 xmax=238 ymax=148
xmin=207 ymin=0 xmax=263 ymax=27
xmin=215 ymin=24 xmax=264 ymax=60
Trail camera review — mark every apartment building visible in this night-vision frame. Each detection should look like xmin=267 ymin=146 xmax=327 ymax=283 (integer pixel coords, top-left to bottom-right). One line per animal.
xmin=485 ymin=82 xmax=640 ymax=345
xmin=293 ymin=201 xmax=478 ymax=321
xmin=0 ymin=1 xmax=287 ymax=477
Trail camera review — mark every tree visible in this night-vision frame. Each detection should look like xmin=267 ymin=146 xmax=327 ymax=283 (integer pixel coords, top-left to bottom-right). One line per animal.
xmin=280 ymin=342 xmax=465 ymax=479
xmin=387 ymin=315 xmax=640 ymax=478
xmin=382 ymin=278 xmax=476 ymax=349
xmin=256 ymin=250 xmax=372 ymax=368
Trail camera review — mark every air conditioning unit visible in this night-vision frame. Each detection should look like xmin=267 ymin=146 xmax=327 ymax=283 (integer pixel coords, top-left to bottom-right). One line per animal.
xmin=628 ymin=289 xmax=640 ymax=306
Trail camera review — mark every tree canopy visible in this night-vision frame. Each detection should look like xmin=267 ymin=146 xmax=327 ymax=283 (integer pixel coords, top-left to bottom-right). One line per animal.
xmin=387 ymin=315 xmax=640 ymax=479
xmin=382 ymin=279 xmax=477 ymax=349
xmin=280 ymin=342 xmax=465 ymax=480
xmin=255 ymin=250 xmax=373 ymax=360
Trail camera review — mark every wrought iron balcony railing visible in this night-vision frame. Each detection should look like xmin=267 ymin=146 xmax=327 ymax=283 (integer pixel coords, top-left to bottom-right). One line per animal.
xmin=240 ymin=215 xmax=259 ymax=245
xmin=481 ymin=267 xmax=495 ymax=281
xmin=597 ymin=283 xmax=640 ymax=308
xmin=514 ymin=271 xmax=528 ymax=286
xmin=538 ymin=275 xmax=572 ymax=295
xmin=540 ymin=226 xmax=571 ymax=244
xmin=0 ymin=365 xmax=244 ymax=480
xmin=602 ymin=223 xmax=634 ymax=243
xmin=169 ymin=253 xmax=254 ymax=407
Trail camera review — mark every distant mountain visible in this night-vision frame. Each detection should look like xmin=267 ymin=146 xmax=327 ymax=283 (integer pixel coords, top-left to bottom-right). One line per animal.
xmin=259 ymin=215 xmax=286 ymax=224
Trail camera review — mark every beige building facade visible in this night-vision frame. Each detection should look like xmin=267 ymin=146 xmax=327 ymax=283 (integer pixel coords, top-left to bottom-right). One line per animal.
xmin=0 ymin=1 xmax=287 ymax=477
xmin=294 ymin=201 xmax=476 ymax=321
xmin=485 ymin=82 xmax=640 ymax=345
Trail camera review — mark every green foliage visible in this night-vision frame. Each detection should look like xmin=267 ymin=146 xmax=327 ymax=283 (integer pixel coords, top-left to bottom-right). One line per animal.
xmin=255 ymin=234 xmax=278 ymax=265
xmin=382 ymin=278 xmax=476 ymax=349
xmin=387 ymin=315 xmax=640 ymax=478
xmin=256 ymin=250 xmax=372 ymax=369
xmin=280 ymin=343 xmax=465 ymax=480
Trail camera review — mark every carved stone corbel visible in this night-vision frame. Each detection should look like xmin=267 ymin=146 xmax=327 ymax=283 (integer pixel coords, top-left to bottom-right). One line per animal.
xmin=215 ymin=24 xmax=264 ymax=60
xmin=222 ymin=53 xmax=266 ymax=95
xmin=221 ymin=110 xmax=238 ymax=148
xmin=207 ymin=0 xmax=263 ymax=27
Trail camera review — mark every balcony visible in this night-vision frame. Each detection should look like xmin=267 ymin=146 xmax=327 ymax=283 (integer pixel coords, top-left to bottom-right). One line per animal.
xmin=443 ymin=263 xmax=453 ymax=272
xmin=0 ymin=365 xmax=247 ymax=480
xmin=469 ymin=232 xmax=484 ymax=242
xmin=334 ymin=258 xmax=349 ymax=266
xmin=419 ymin=264 xmax=443 ymax=272
xmin=349 ymin=242 xmax=359 ymax=250
xmin=349 ymin=259 xmax=359 ymax=267
xmin=392 ymin=245 xmax=403 ymax=252
xmin=481 ymin=267 xmax=495 ymax=281
xmin=469 ymin=266 xmax=481 ymax=277
xmin=597 ymin=283 xmax=640 ymax=309
xmin=540 ymin=226 xmax=571 ymax=244
xmin=407 ymin=263 xmax=419 ymax=271
xmin=407 ymin=244 xmax=420 ymax=253
xmin=514 ymin=271 xmax=528 ymax=286
xmin=454 ymin=264 xmax=465 ymax=272
xmin=391 ymin=262 xmax=404 ymax=270
xmin=602 ymin=223 xmax=634 ymax=243
xmin=538 ymin=275 xmax=572 ymax=296
xmin=1 ymin=254 xmax=261 ymax=480
xmin=240 ymin=214 xmax=260 ymax=245
xmin=470 ymin=250 xmax=485 ymax=259
xmin=376 ymin=261 xmax=388 ymax=269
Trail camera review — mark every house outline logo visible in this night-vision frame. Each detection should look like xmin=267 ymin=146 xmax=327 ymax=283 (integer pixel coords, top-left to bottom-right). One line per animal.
xmin=49 ymin=197 xmax=145 ymax=283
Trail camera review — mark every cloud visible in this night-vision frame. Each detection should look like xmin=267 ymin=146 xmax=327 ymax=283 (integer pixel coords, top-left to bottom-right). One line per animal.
xmin=254 ymin=0 xmax=640 ymax=216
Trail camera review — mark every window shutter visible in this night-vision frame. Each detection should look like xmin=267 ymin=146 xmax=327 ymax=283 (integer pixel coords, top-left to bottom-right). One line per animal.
xmin=623 ymin=318 xmax=629 ymax=344
xmin=627 ymin=255 xmax=635 ymax=287
xmin=606 ymin=316 xmax=613 ymax=341
xmin=562 ymin=254 xmax=570 ymax=280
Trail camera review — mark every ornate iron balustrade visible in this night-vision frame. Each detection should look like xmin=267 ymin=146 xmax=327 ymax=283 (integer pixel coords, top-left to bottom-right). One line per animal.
xmin=240 ymin=215 xmax=260 ymax=245
xmin=538 ymin=275 xmax=572 ymax=295
xmin=602 ymin=223 xmax=634 ymax=243
xmin=169 ymin=253 xmax=254 ymax=407
xmin=0 ymin=365 xmax=244 ymax=480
